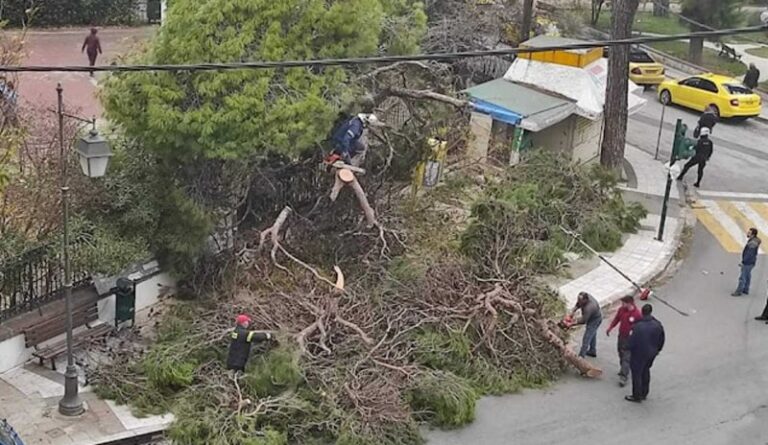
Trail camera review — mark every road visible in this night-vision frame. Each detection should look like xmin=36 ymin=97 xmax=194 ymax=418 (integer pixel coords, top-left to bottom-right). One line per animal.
xmin=427 ymin=224 xmax=768 ymax=445
xmin=627 ymin=87 xmax=768 ymax=195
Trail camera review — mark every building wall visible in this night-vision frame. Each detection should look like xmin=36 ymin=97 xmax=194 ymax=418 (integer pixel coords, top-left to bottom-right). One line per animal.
xmin=570 ymin=116 xmax=603 ymax=164
xmin=529 ymin=115 xmax=574 ymax=156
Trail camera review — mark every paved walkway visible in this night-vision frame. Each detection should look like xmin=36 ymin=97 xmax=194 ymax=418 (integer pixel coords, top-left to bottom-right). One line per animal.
xmin=558 ymin=145 xmax=684 ymax=308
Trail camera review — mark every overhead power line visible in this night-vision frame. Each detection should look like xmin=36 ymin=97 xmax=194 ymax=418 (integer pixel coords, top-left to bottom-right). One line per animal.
xmin=0 ymin=25 xmax=766 ymax=74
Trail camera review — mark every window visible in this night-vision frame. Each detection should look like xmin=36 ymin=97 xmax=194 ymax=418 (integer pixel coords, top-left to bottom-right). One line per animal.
xmin=698 ymin=79 xmax=719 ymax=93
xmin=680 ymin=77 xmax=701 ymax=87
xmin=629 ymin=51 xmax=655 ymax=63
xmin=725 ymin=84 xmax=752 ymax=95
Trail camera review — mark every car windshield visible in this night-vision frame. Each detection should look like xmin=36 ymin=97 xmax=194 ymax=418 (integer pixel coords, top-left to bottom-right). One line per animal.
xmin=630 ymin=51 xmax=655 ymax=63
xmin=725 ymin=84 xmax=752 ymax=95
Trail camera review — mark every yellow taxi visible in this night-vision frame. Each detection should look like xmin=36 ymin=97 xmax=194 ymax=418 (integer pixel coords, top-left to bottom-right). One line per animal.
xmin=658 ymin=73 xmax=762 ymax=119
xmin=628 ymin=49 xmax=665 ymax=86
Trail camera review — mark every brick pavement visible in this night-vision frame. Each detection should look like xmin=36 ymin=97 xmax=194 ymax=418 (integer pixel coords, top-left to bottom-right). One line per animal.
xmin=12 ymin=27 xmax=155 ymax=118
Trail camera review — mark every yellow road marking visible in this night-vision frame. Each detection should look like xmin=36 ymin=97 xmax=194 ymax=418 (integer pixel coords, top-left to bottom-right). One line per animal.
xmin=717 ymin=201 xmax=753 ymax=233
xmin=693 ymin=207 xmax=742 ymax=253
xmin=748 ymin=202 xmax=768 ymax=226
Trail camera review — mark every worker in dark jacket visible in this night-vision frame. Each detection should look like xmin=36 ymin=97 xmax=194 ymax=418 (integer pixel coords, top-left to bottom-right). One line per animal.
xmin=733 ymin=228 xmax=761 ymax=296
xmin=606 ymin=295 xmax=642 ymax=387
xmin=625 ymin=304 xmax=665 ymax=403
xmin=226 ymin=314 xmax=273 ymax=373
xmin=330 ymin=113 xmax=379 ymax=165
xmin=677 ymin=127 xmax=713 ymax=188
xmin=694 ymin=106 xmax=718 ymax=138
xmin=82 ymin=28 xmax=102 ymax=77
xmin=744 ymin=63 xmax=761 ymax=90
xmin=570 ymin=292 xmax=603 ymax=358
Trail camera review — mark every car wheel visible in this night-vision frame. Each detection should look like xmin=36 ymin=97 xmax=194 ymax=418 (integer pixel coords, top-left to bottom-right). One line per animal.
xmin=660 ymin=90 xmax=672 ymax=105
xmin=731 ymin=116 xmax=748 ymax=123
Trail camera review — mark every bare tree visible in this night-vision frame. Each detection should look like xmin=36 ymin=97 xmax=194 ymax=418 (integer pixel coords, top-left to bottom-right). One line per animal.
xmin=591 ymin=0 xmax=607 ymax=25
xmin=521 ymin=0 xmax=534 ymax=41
xmin=600 ymin=0 xmax=640 ymax=171
xmin=653 ymin=0 xmax=670 ymax=17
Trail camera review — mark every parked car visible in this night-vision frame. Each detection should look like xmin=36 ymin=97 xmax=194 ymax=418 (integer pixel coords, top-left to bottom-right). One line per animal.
xmin=628 ymin=49 xmax=665 ymax=86
xmin=603 ymin=46 xmax=665 ymax=87
xmin=658 ymin=73 xmax=762 ymax=120
xmin=0 ymin=420 xmax=23 ymax=445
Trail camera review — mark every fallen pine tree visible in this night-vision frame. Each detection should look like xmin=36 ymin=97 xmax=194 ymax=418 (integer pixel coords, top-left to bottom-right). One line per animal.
xmin=91 ymin=151 xmax=645 ymax=445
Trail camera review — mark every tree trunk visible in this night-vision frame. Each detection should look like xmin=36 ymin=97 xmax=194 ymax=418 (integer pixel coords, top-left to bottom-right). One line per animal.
xmin=591 ymin=0 xmax=605 ymax=25
xmin=689 ymin=37 xmax=704 ymax=65
xmin=600 ymin=0 xmax=641 ymax=171
xmin=521 ymin=0 xmax=534 ymax=42
xmin=652 ymin=0 xmax=669 ymax=17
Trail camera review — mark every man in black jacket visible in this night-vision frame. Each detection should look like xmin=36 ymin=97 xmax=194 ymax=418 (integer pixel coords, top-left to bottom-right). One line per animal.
xmin=677 ymin=127 xmax=713 ymax=188
xmin=694 ymin=106 xmax=718 ymax=138
xmin=625 ymin=304 xmax=665 ymax=403
xmin=226 ymin=314 xmax=273 ymax=373
xmin=745 ymin=63 xmax=760 ymax=90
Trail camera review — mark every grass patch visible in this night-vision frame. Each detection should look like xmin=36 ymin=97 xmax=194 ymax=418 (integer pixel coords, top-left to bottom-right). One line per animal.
xmin=745 ymin=46 xmax=768 ymax=58
xmin=593 ymin=11 xmax=689 ymax=35
xmin=648 ymin=41 xmax=747 ymax=77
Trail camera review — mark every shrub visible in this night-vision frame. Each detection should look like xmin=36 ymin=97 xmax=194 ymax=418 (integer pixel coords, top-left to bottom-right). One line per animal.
xmin=408 ymin=371 xmax=477 ymax=428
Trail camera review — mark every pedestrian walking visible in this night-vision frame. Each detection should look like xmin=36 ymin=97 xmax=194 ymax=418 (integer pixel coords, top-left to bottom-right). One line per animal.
xmin=226 ymin=314 xmax=273 ymax=374
xmin=676 ymin=127 xmax=713 ymax=188
xmin=694 ymin=106 xmax=718 ymax=138
xmin=82 ymin=28 xmax=102 ymax=77
xmin=570 ymin=292 xmax=602 ymax=358
xmin=744 ymin=63 xmax=761 ymax=90
xmin=606 ymin=295 xmax=642 ymax=387
xmin=733 ymin=228 xmax=761 ymax=296
xmin=625 ymin=304 xmax=665 ymax=403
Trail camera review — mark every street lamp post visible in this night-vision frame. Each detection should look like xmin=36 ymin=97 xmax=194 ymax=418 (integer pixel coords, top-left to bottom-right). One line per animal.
xmin=56 ymin=83 xmax=113 ymax=417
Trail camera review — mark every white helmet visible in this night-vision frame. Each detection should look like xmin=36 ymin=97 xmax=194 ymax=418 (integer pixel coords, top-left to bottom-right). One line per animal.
xmin=700 ymin=127 xmax=711 ymax=137
xmin=359 ymin=113 xmax=380 ymax=126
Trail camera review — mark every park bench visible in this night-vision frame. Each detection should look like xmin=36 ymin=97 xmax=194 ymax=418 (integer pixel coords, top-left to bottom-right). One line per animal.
xmin=23 ymin=299 xmax=112 ymax=371
xmin=718 ymin=43 xmax=742 ymax=62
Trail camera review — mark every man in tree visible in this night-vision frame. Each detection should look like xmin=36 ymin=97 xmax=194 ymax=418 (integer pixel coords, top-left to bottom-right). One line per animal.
xmin=82 ymin=28 xmax=102 ymax=77
xmin=606 ymin=295 xmax=642 ymax=387
xmin=570 ymin=292 xmax=603 ymax=358
xmin=744 ymin=63 xmax=761 ymax=90
xmin=328 ymin=113 xmax=380 ymax=166
xmin=625 ymin=304 xmax=665 ymax=403
xmin=677 ymin=127 xmax=713 ymax=188
xmin=226 ymin=314 xmax=274 ymax=374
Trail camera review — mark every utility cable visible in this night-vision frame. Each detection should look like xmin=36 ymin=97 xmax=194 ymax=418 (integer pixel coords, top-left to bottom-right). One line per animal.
xmin=0 ymin=25 xmax=765 ymax=74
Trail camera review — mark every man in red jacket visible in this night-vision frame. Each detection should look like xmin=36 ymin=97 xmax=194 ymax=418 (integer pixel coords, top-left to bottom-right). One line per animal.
xmin=606 ymin=295 xmax=642 ymax=387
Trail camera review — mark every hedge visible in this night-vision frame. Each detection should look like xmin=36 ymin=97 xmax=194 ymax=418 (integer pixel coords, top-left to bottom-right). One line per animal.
xmin=0 ymin=0 xmax=142 ymax=27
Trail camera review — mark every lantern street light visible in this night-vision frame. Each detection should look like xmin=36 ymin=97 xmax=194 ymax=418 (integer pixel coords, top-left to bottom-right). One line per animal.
xmin=56 ymin=83 xmax=112 ymax=417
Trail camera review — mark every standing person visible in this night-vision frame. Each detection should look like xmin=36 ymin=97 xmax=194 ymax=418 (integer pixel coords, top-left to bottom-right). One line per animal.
xmin=744 ymin=63 xmax=761 ymax=90
xmin=676 ymin=127 xmax=713 ymax=188
xmin=81 ymin=28 xmax=102 ymax=77
xmin=328 ymin=113 xmax=379 ymax=166
xmin=570 ymin=292 xmax=603 ymax=358
xmin=226 ymin=314 xmax=273 ymax=373
xmin=625 ymin=304 xmax=665 ymax=403
xmin=733 ymin=228 xmax=761 ymax=296
xmin=694 ymin=106 xmax=719 ymax=138
xmin=606 ymin=295 xmax=642 ymax=387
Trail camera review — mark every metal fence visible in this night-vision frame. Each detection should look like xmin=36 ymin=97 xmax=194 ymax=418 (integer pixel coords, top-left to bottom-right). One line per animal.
xmin=0 ymin=242 xmax=91 ymax=322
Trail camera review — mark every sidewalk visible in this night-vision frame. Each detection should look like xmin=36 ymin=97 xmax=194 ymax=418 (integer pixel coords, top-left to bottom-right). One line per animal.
xmin=0 ymin=338 xmax=172 ymax=445
xmin=557 ymin=145 xmax=685 ymax=308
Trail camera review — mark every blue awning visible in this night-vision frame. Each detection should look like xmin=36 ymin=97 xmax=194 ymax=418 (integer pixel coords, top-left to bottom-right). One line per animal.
xmin=470 ymin=98 xmax=523 ymax=125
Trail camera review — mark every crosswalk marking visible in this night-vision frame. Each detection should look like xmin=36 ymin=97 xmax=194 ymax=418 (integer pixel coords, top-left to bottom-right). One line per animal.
xmin=694 ymin=200 xmax=766 ymax=254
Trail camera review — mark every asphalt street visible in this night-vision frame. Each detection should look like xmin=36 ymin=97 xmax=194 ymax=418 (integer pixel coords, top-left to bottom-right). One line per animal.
xmin=627 ymin=87 xmax=768 ymax=194
xmin=427 ymin=224 xmax=768 ymax=445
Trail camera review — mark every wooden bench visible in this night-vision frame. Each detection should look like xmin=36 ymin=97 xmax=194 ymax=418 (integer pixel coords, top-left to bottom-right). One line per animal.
xmin=24 ymin=301 xmax=113 ymax=370
xmin=718 ymin=44 xmax=742 ymax=61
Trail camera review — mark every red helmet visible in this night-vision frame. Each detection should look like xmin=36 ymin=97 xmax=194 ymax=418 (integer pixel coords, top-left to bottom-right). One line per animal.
xmin=235 ymin=314 xmax=252 ymax=325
